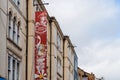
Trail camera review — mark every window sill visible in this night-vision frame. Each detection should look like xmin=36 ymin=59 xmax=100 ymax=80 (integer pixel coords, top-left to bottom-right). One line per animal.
xmin=7 ymin=37 xmax=22 ymax=51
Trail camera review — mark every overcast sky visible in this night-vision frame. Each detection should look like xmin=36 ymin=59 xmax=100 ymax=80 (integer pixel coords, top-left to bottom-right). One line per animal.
xmin=44 ymin=0 xmax=120 ymax=80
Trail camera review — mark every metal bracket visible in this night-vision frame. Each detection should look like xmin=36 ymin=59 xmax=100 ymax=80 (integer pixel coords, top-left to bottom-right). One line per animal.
xmin=33 ymin=0 xmax=49 ymax=6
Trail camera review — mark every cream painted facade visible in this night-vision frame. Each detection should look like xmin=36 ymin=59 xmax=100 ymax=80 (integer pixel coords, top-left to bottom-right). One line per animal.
xmin=63 ymin=36 xmax=75 ymax=80
xmin=49 ymin=17 xmax=64 ymax=80
xmin=27 ymin=0 xmax=64 ymax=79
xmin=0 ymin=0 xmax=77 ymax=80
xmin=0 ymin=0 xmax=27 ymax=80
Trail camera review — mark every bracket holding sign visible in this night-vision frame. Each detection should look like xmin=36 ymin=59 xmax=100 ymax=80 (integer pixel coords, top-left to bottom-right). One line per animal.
xmin=33 ymin=0 xmax=49 ymax=6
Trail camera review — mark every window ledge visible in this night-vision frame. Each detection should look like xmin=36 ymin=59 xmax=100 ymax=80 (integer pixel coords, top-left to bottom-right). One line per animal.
xmin=7 ymin=37 xmax=22 ymax=51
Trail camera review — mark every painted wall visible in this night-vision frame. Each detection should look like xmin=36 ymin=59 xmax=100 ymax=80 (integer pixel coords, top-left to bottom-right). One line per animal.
xmin=0 ymin=0 xmax=27 ymax=79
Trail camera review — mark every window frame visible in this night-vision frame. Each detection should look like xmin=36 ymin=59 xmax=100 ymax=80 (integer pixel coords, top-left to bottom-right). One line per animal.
xmin=57 ymin=33 xmax=61 ymax=51
xmin=8 ymin=55 xmax=20 ymax=80
xmin=17 ymin=21 xmax=20 ymax=44
xmin=12 ymin=0 xmax=20 ymax=7
xmin=13 ymin=17 xmax=17 ymax=42
xmin=57 ymin=57 xmax=61 ymax=73
xmin=8 ymin=11 xmax=12 ymax=37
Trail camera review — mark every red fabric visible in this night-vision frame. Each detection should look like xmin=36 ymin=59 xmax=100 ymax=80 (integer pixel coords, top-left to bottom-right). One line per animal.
xmin=35 ymin=11 xmax=47 ymax=80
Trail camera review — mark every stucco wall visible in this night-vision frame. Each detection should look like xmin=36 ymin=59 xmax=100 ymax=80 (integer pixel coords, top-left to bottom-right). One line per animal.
xmin=0 ymin=0 xmax=7 ymax=78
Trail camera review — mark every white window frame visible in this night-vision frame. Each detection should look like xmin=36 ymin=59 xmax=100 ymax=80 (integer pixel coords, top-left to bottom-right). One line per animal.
xmin=8 ymin=55 xmax=20 ymax=80
xmin=8 ymin=11 xmax=12 ymax=38
xmin=57 ymin=57 xmax=61 ymax=74
xmin=13 ymin=0 xmax=20 ymax=7
xmin=17 ymin=21 xmax=20 ymax=44
xmin=8 ymin=15 xmax=20 ymax=45
xmin=54 ymin=27 xmax=57 ymax=45
xmin=57 ymin=33 xmax=61 ymax=50
xmin=8 ymin=11 xmax=13 ymax=39
xmin=13 ymin=17 xmax=17 ymax=42
xmin=68 ymin=46 xmax=71 ymax=58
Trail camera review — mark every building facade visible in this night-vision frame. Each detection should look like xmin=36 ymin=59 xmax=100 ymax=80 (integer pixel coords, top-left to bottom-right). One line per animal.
xmin=78 ymin=67 xmax=95 ymax=80
xmin=0 ymin=0 xmax=27 ymax=80
xmin=27 ymin=0 xmax=65 ymax=80
xmin=74 ymin=53 xmax=78 ymax=80
xmin=63 ymin=36 xmax=75 ymax=80
xmin=49 ymin=17 xmax=64 ymax=80
xmin=78 ymin=67 xmax=84 ymax=80
xmin=0 ymin=0 xmax=78 ymax=80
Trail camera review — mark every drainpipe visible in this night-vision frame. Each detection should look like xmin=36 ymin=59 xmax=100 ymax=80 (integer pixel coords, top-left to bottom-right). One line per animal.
xmin=26 ymin=0 xmax=28 ymax=80
xmin=63 ymin=38 xmax=65 ymax=80
xmin=49 ymin=17 xmax=52 ymax=80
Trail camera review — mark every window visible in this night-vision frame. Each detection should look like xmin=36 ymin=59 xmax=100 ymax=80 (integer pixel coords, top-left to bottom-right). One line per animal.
xmin=36 ymin=6 xmax=39 ymax=11
xmin=17 ymin=62 xmax=19 ymax=80
xmin=17 ymin=0 xmax=20 ymax=7
xmin=17 ymin=22 xmax=20 ymax=44
xmin=8 ymin=15 xmax=20 ymax=45
xmin=68 ymin=46 xmax=71 ymax=58
xmin=13 ymin=17 xmax=16 ymax=42
xmin=13 ymin=59 xmax=15 ymax=80
xmin=8 ymin=11 xmax=21 ymax=45
xmin=8 ymin=56 xmax=11 ymax=80
xmin=13 ymin=0 xmax=20 ymax=7
xmin=57 ymin=33 xmax=61 ymax=50
xmin=57 ymin=57 xmax=61 ymax=73
xmin=8 ymin=55 xmax=20 ymax=80
xmin=8 ymin=11 xmax=12 ymax=38
xmin=54 ymin=28 xmax=57 ymax=45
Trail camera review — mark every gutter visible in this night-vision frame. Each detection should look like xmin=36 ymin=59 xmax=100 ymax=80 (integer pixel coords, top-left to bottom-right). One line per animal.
xmin=26 ymin=0 xmax=28 ymax=80
xmin=63 ymin=37 xmax=65 ymax=80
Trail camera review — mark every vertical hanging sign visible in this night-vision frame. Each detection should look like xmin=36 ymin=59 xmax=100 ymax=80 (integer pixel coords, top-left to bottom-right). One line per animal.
xmin=35 ymin=11 xmax=47 ymax=80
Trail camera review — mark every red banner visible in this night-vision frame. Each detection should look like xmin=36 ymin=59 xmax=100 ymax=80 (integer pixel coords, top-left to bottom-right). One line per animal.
xmin=35 ymin=11 xmax=47 ymax=80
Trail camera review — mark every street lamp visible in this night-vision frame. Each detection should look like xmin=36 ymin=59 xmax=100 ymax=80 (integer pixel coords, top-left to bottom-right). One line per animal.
xmin=82 ymin=72 xmax=88 ymax=80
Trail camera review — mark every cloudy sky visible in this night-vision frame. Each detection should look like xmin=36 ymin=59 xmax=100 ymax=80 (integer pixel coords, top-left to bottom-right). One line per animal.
xmin=44 ymin=0 xmax=120 ymax=80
